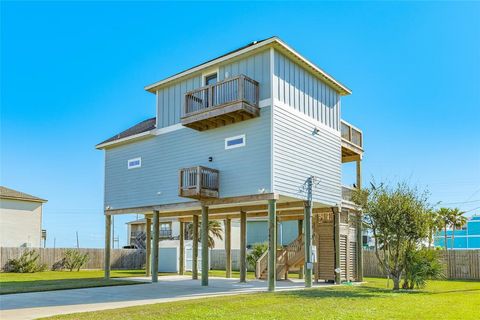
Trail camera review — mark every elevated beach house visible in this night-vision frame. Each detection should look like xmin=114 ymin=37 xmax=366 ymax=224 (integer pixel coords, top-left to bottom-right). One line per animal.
xmin=96 ymin=37 xmax=364 ymax=290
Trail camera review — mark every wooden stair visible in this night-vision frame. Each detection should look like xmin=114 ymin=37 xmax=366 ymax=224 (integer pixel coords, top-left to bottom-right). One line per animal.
xmin=256 ymin=234 xmax=305 ymax=280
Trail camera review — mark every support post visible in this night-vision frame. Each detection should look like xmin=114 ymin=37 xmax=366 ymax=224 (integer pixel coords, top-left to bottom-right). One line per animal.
xmin=304 ymin=200 xmax=313 ymax=288
xmin=240 ymin=211 xmax=247 ymax=283
xmin=334 ymin=207 xmax=341 ymax=284
xmin=152 ymin=210 xmax=159 ymax=283
xmin=201 ymin=205 xmax=209 ymax=286
xmin=192 ymin=214 xmax=199 ymax=280
xmin=179 ymin=221 xmax=185 ymax=275
xmin=356 ymin=212 xmax=364 ymax=281
xmin=356 ymin=160 xmax=362 ymax=190
xmin=268 ymin=199 xmax=277 ymax=292
xmin=298 ymin=219 xmax=304 ymax=279
xmin=104 ymin=214 xmax=111 ymax=279
xmin=225 ymin=218 xmax=232 ymax=278
xmin=145 ymin=217 xmax=152 ymax=277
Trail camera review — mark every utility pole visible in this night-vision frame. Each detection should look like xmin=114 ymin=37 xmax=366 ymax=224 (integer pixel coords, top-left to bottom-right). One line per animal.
xmin=76 ymin=231 xmax=80 ymax=249
xmin=304 ymin=176 xmax=313 ymax=288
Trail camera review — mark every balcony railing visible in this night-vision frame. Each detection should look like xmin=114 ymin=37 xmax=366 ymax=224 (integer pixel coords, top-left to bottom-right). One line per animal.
xmin=182 ymin=75 xmax=260 ymax=131
xmin=342 ymin=185 xmax=356 ymax=203
xmin=179 ymin=166 xmax=219 ymax=199
xmin=341 ymin=120 xmax=363 ymax=149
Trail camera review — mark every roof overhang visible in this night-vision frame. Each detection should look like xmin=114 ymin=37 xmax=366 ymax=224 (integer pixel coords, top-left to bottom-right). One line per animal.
xmin=144 ymin=37 xmax=351 ymax=96
xmin=0 ymin=196 xmax=47 ymax=203
xmin=95 ymin=130 xmax=155 ymax=150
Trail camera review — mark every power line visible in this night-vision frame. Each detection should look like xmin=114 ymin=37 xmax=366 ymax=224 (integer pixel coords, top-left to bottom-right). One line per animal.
xmin=434 ymin=199 xmax=480 ymax=206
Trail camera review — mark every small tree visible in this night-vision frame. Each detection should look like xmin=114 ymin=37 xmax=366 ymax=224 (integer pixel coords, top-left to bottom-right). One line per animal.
xmin=403 ymin=248 xmax=444 ymax=289
xmin=450 ymin=208 xmax=467 ymax=249
xmin=426 ymin=209 xmax=443 ymax=250
xmin=437 ymin=207 xmax=454 ymax=250
xmin=247 ymin=242 xmax=268 ymax=275
xmin=352 ymin=182 xmax=430 ymax=290
xmin=63 ymin=249 xmax=89 ymax=271
xmin=7 ymin=250 xmax=47 ymax=273
xmin=187 ymin=220 xmax=223 ymax=249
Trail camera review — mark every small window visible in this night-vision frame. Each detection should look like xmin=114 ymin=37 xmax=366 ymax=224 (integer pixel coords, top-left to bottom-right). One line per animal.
xmin=225 ymin=134 xmax=246 ymax=150
xmin=127 ymin=157 xmax=141 ymax=169
xmin=205 ymin=73 xmax=217 ymax=86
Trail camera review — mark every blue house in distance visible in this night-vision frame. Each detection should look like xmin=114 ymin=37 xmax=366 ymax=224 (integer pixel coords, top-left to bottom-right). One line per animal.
xmin=434 ymin=215 xmax=480 ymax=249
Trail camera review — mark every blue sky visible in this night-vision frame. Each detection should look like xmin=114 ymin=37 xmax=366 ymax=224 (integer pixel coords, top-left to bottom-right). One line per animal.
xmin=1 ymin=1 xmax=479 ymax=248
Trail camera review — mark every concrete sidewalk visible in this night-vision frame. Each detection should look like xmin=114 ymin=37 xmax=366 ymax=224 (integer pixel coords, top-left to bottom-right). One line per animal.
xmin=0 ymin=275 xmax=333 ymax=320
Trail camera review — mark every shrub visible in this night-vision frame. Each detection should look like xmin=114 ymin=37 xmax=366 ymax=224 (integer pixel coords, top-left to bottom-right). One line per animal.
xmin=247 ymin=242 xmax=268 ymax=273
xmin=63 ymin=249 xmax=89 ymax=271
xmin=7 ymin=249 xmax=47 ymax=273
xmin=403 ymin=248 xmax=445 ymax=289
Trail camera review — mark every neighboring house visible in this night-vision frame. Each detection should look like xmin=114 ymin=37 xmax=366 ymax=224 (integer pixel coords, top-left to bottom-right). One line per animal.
xmin=126 ymin=217 xmax=296 ymax=248
xmin=434 ymin=215 xmax=480 ymax=249
xmin=0 ymin=186 xmax=47 ymax=248
xmin=97 ymin=37 xmax=364 ymax=288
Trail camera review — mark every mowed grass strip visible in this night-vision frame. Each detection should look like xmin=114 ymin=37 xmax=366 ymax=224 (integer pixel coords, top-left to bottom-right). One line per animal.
xmin=42 ymin=278 xmax=480 ymax=320
xmin=0 ymin=270 xmax=145 ymax=294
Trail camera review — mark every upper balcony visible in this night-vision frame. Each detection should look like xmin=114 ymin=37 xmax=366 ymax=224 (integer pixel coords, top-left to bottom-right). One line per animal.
xmin=341 ymin=120 xmax=363 ymax=163
xmin=181 ymin=75 xmax=260 ymax=131
xmin=178 ymin=166 xmax=219 ymax=200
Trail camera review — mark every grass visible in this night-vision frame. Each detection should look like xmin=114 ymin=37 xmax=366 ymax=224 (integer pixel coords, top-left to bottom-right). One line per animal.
xmin=0 ymin=270 xmax=144 ymax=294
xmin=0 ymin=269 xmax=257 ymax=294
xmin=42 ymin=277 xmax=480 ymax=320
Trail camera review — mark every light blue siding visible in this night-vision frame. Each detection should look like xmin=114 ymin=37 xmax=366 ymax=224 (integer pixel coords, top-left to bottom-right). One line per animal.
xmin=157 ymin=75 xmax=202 ymax=129
xmin=156 ymin=49 xmax=271 ymax=129
xmin=105 ymin=107 xmax=272 ymax=209
xmin=247 ymin=220 xmax=299 ymax=246
xmin=273 ymin=50 xmax=340 ymax=130
xmin=218 ymin=49 xmax=271 ymax=100
xmin=272 ymin=104 xmax=342 ymax=206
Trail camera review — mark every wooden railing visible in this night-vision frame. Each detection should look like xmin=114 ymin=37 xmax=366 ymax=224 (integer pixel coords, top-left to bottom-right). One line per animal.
xmin=341 ymin=120 xmax=363 ymax=149
xmin=184 ymin=75 xmax=259 ymax=116
xmin=256 ymin=250 xmax=269 ymax=278
xmin=178 ymin=166 xmax=219 ymax=199
xmin=255 ymin=234 xmax=305 ymax=279
xmin=342 ymin=185 xmax=356 ymax=202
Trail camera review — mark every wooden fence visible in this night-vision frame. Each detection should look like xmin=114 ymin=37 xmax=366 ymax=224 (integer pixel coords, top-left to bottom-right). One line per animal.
xmin=0 ymin=247 xmax=146 ymax=271
xmin=363 ymin=249 xmax=480 ymax=280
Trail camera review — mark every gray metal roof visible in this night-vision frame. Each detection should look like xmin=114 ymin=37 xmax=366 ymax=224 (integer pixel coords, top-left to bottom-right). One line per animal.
xmin=0 ymin=186 xmax=47 ymax=203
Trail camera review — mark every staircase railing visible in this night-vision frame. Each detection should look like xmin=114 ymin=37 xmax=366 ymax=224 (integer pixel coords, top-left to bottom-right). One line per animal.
xmin=256 ymin=250 xmax=269 ymax=278
xmin=255 ymin=234 xmax=305 ymax=279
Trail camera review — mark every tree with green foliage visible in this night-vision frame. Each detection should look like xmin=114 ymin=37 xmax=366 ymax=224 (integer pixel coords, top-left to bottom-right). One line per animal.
xmin=352 ymin=182 xmax=430 ymax=290
xmin=449 ymin=208 xmax=467 ymax=249
xmin=437 ymin=207 xmax=454 ymax=250
xmin=402 ymin=248 xmax=445 ymax=289
xmin=426 ymin=209 xmax=443 ymax=249
xmin=187 ymin=220 xmax=223 ymax=249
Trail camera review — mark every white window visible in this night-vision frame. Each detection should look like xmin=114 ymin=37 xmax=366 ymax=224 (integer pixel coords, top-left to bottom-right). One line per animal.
xmin=225 ymin=134 xmax=246 ymax=150
xmin=127 ymin=157 xmax=141 ymax=169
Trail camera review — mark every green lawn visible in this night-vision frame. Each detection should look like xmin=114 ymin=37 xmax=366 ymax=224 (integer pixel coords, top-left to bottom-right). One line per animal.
xmin=43 ymin=277 xmax=479 ymax=320
xmin=0 ymin=270 xmax=145 ymax=294
xmin=0 ymin=269 xmax=256 ymax=294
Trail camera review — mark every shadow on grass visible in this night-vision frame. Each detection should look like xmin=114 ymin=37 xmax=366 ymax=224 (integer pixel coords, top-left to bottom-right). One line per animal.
xmin=0 ymin=278 xmax=139 ymax=295
xmin=279 ymin=283 xmax=429 ymax=301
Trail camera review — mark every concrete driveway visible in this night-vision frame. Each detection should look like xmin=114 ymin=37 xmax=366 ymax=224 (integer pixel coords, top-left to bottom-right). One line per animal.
xmin=0 ymin=275 xmax=333 ymax=320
